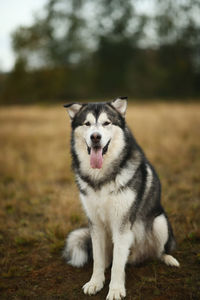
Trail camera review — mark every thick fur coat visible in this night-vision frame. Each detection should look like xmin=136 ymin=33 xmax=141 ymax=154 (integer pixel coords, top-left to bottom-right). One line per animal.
xmin=63 ymin=98 xmax=179 ymax=300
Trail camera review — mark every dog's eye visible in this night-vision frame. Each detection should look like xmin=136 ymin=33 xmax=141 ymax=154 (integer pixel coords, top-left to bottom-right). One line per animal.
xmin=84 ymin=121 xmax=91 ymax=126
xmin=103 ymin=121 xmax=111 ymax=126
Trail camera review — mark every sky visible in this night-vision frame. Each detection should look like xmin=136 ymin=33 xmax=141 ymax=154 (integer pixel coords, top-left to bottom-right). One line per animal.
xmin=0 ymin=0 xmax=156 ymax=72
xmin=0 ymin=0 xmax=47 ymax=72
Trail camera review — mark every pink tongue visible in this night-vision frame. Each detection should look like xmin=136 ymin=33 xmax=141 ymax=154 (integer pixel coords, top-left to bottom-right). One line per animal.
xmin=90 ymin=148 xmax=103 ymax=169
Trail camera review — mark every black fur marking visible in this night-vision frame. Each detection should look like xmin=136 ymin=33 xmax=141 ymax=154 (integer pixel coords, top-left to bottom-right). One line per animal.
xmin=63 ymin=103 xmax=75 ymax=108
xmin=71 ymin=131 xmax=80 ymax=170
xmin=118 ymin=96 xmax=128 ymax=100
xmin=75 ymin=177 xmax=87 ymax=196
xmin=102 ymin=139 xmax=111 ymax=155
xmin=85 ymin=234 xmax=93 ymax=261
xmin=128 ymin=161 xmax=148 ymax=225
xmin=164 ymin=214 xmax=176 ymax=254
xmin=80 ymin=189 xmax=87 ymax=196
xmin=71 ymin=104 xmax=88 ymax=129
xmin=87 ymin=144 xmax=91 ymax=155
xmin=110 ymin=159 xmax=141 ymax=195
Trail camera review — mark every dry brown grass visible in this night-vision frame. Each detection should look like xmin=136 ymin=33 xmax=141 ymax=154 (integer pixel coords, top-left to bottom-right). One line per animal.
xmin=0 ymin=102 xmax=200 ymax=299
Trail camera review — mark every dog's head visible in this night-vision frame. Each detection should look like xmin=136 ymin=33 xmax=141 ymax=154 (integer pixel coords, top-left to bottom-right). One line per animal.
xmin=64 ymin=97 xmax=127 ymax=170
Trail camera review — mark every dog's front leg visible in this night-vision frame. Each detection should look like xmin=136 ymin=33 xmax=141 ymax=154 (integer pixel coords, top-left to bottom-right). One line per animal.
xmin=83 ymin=224 xmax=106 ymax=295
xmin=107 ymin=231 xmax=133 ymax=300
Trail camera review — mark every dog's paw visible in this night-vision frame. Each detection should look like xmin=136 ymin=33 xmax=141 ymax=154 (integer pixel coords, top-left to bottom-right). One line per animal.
xmin=106 ymin=285 xmax=126 ymax=300
xmin=83 ymin=278 xmax=104 ymax=295
xmin=162 ymin=254 xmax=180 ymax=267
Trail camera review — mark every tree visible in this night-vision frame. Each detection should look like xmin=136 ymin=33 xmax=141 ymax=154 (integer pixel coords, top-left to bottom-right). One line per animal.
xmin=1 ymin=0 xmax=200 ymax=103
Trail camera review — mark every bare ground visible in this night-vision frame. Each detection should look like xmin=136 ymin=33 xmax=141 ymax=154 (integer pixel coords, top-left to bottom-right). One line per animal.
xmin=0 ymin=102 xmax=200 ymax=299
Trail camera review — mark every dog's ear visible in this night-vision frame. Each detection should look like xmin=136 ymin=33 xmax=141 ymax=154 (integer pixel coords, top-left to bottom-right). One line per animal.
xmin=63 ymin=103 xmax=82 ymax=119
xmin=111 ymin=97 xmax=127 ymax=117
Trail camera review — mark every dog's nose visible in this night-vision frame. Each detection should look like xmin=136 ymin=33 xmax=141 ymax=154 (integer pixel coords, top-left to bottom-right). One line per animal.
xmin=90 ymin=132 xmax=102 ymax=143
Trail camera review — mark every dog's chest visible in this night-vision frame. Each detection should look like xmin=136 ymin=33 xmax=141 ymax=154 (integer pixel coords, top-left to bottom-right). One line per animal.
xmin=80 ymin=181 xmax=135 ymax=228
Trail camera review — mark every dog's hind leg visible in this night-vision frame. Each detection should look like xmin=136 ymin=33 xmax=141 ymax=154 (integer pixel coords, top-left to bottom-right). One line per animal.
xmin=153 ymin=214 xmax=180 ymax=267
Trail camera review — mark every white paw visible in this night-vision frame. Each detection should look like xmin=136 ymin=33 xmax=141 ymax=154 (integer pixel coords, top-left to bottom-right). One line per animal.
xmin=162 ymin=254 xmax=180 ymax=267
xmin=106 ymin=286 xmax=126 ymax=300
xmin=83 ymin=278 xmax=104 ymax=295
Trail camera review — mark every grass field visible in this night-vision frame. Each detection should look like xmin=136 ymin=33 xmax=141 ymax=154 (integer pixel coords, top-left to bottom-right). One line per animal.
xmin=0 ymin=102 xmax=200 ymax=299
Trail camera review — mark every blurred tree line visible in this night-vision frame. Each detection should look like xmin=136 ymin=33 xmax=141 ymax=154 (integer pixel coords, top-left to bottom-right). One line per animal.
xmin=0 ymin=0 xmax=200 ymax=104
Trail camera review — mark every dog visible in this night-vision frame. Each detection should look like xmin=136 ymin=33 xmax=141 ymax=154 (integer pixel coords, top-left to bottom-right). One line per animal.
xmin=63 ymin=97 xmax=179 ymax=300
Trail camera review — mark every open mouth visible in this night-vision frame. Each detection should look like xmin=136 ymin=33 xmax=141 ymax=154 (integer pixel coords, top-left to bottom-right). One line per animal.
xmin=86 ymin=139 xmax=111 ymax=169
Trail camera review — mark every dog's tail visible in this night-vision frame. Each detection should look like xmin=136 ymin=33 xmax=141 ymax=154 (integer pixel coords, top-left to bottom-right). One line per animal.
xmin=63 ymin=228 xmax=92 ymax=267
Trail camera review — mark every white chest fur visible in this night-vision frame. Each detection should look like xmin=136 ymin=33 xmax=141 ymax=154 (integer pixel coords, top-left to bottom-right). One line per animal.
xmin=79 ymin=178 xmax=136 ymax=232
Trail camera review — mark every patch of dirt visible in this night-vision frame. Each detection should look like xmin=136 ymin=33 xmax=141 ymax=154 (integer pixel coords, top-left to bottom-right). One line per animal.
xmin=0 ymin=237 xmax=200 ymax=299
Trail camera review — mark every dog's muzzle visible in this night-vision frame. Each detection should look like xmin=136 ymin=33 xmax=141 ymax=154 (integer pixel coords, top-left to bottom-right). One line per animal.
xmin=86 ymin=139 xmax=111 ymax=169
xmin=87 ymin=139 xmax=111 ymax=155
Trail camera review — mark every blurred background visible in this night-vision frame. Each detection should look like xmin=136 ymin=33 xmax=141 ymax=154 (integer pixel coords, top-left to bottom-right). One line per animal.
xmin=0 ymin=0 xmax=200 ymax=104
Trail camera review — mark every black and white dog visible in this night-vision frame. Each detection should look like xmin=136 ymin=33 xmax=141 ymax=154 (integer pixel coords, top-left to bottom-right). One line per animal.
xmin=63 ymin=98 xmax=179 ymax=300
